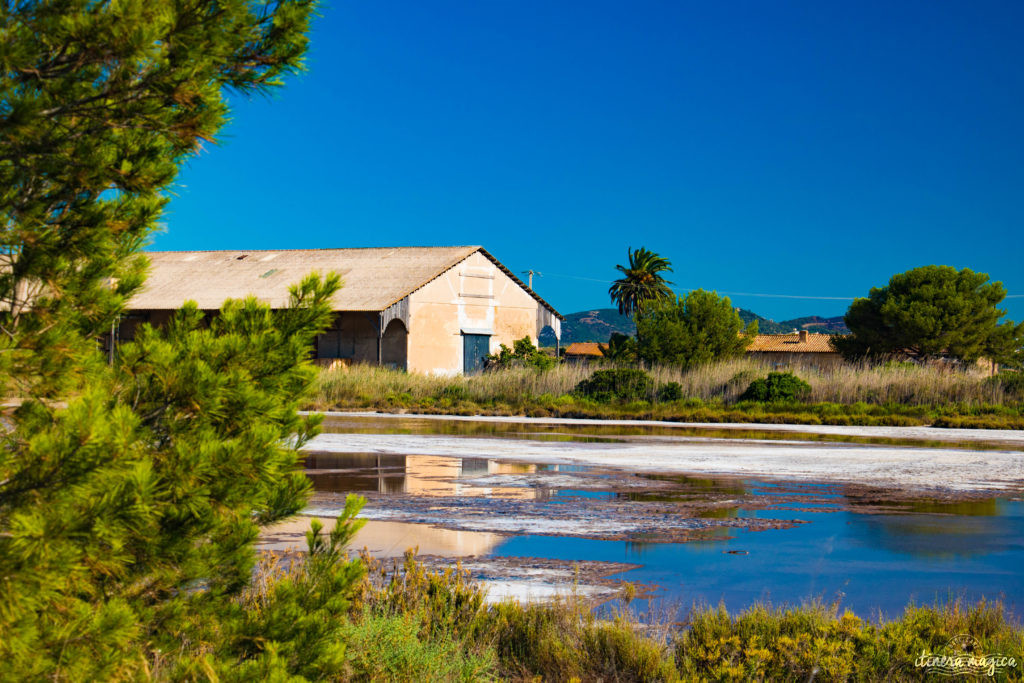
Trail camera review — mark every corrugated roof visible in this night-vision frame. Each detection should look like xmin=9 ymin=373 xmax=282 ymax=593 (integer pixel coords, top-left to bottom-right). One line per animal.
xmin=129 ymin=247 xmax=561 ymax=317
xmin=746 ymin=333 xmax=839 ymax=353
xmin=564 ymin=342 xmax=607 ymax=357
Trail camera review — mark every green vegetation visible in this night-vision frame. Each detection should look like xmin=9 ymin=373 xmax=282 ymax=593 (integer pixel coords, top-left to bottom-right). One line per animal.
xmin=573 ymin=367 xmax=656 ymax=402
xmin=0 ymin=2 xmax=376 ymax=678
xmin=676 ymin=600 xmax=1021 ymax=681
xmin=635 ymin=289 xmax=758 ymax=369
xmin=485 ymin=336 xmax=555 ymax=371
xmin=311 ymin=361 xmax=1024 ymax=428
xmin=601 ymin=331 xmax=639 ymax=363
xmin=256 ymin=548 xmax=1023 ymax=682
xmin=838 ymin=265 xmax=1023 ymax=364
xmin=657 ymin=380 xmax=684 ymax=402
xmin=741 ymin=371 xmax=812 ymax=402
xmin=608 ymin=246 xmax=674 ymax=316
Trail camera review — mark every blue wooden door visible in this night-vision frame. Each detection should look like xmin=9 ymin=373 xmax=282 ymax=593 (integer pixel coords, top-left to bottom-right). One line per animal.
xmin=463 ymin=334 xmax=490 ymax=375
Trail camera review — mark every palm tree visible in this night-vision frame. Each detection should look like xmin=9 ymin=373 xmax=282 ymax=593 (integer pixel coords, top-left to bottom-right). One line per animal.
xmin=608 ymin=247 xmax=674 ymax=316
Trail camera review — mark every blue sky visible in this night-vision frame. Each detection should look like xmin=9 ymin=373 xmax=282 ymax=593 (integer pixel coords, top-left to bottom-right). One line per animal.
xmin=156 ymin=0 xmax=1024 ymax=321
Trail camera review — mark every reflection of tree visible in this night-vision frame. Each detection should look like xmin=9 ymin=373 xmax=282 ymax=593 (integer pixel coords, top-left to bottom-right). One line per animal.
xmin=626 ymin=474 xmax=747 ymax=502
xmin=843 ymin=498 xmax=1009 ymax=559
xmin=846 ymin=495 xmax=1000 ymax=518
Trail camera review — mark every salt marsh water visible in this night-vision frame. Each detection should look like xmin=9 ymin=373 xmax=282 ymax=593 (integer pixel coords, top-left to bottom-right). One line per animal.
xmin=284 ymin=413 xmax=1024 ymax=617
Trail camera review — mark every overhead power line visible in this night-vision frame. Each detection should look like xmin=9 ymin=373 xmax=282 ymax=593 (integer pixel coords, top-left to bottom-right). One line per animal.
xmin=541 ymin=272 xmax=1024 ymax=301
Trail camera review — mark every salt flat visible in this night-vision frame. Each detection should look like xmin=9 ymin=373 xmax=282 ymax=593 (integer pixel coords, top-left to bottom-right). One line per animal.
xmin=304 ymin=429 xmax=1024 ymax=492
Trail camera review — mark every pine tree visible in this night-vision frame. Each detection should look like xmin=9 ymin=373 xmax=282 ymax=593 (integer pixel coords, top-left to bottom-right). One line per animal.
xmin=836 ymin=265 xmax=1022 ymax=364
xmin=1 ymin=2 xmax=368 ymax=678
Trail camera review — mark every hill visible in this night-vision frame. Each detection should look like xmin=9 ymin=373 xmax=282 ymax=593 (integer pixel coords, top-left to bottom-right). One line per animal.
xmin=540 ymin=308 xmax=848 ymax=345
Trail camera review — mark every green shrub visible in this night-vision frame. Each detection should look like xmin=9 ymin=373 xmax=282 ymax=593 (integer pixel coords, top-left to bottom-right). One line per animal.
xmin=486 ymin=336 xmax=556 ymax=371
xmin=741 ymin=372 xmax=812 ymax=402
xmin=676 ymin=600 xmax=1020 ymax=681
xmin=573 ymin=368 xmax=655 ymax=403
xmin=657 ymin=381 xmax=684 ymax=402
xmin=343 ymin=611 xmax=496 ymax=682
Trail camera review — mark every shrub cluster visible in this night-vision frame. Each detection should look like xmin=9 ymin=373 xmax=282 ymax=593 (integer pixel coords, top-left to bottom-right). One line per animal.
xmin=741 ymin=371 xmax=812 ymax=402
xmin=486 ymin=336 xmax=555 ymax=371
xmin=573 ymin=368 xmax=656 ymax=402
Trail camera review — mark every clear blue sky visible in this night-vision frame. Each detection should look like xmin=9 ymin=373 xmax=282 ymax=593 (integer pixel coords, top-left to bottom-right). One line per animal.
xmin=155 ymin=0 xmax=1024 ymax=322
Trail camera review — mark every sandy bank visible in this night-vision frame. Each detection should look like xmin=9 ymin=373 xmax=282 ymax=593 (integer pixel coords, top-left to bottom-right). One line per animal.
xmin=313 ymin=411 xmax=1024 ymax=445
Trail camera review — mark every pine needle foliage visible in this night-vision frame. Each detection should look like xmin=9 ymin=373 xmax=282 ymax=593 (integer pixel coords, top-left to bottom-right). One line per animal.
xmin=836 ymin=265 xmax=1023 ymax=364
xmin=0 ymin=1 xmax=371 ymax=679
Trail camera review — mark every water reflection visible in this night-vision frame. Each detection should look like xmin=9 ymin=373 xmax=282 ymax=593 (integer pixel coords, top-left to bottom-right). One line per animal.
xmin=261 ymin=516 xmax=502 ymax=557
xmin=845 ymin=507 xmax=1018 ymax=560
xmin=624 ymin=474 xmax=747 ymax=502
xmin=300 ymin=418 xmax=1024 ymax=619
xmin=304 ymin=451 xmax=554 ymax=500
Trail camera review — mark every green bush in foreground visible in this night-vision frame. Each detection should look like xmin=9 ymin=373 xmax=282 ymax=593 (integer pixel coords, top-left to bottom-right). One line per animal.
xmin=573 ymin=368 xmax=656 ymax=402
xmin=741 ymin=371 xmax=813 ymax=402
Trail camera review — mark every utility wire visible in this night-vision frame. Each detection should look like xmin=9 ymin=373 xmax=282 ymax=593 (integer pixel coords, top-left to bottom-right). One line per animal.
xmin=542 ymin=272 xmax=1024 ymax=301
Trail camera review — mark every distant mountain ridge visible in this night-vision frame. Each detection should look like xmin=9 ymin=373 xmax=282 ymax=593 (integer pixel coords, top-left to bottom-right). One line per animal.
xmin=542 ymin=308 xmax=849 ymax=345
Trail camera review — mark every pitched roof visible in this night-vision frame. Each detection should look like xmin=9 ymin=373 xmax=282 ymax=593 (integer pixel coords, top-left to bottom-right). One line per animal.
xmin=128 ymin=247 xmax=561 ymax=317
xmin=564 ymin=342 xmax=607 ymax=357
xmin=746 ymin=332 xmax=839 ymax=353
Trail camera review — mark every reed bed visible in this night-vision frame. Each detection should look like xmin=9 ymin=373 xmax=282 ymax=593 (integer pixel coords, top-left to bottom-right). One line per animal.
xmin=246 ymin=548 xmax=1023 ymax=681
xmin=310 ymin=358 xmax=1010 ymax=409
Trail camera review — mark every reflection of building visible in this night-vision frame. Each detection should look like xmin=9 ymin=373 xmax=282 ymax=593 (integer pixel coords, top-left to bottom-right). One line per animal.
xmin=115 ymin=246 xmax=562 ymax=375
xmin=260 ymin=517 xmax=503 ymax=558
xmin=303 ymin=453 xmax=542 ymax=500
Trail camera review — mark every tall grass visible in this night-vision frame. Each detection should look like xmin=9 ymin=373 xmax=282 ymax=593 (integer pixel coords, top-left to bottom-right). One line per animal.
xmin=248 ymin=550 xmax=1023 ymax=681
xmin=310 ymin=359 xmax=1011 ymax=409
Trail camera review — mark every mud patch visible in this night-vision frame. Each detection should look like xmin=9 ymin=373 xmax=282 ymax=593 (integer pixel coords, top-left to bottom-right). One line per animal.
xmin=309 ymin=490 xmax=807 ymax=543
xmin=411 ymin=555 xmax=653 ymax=604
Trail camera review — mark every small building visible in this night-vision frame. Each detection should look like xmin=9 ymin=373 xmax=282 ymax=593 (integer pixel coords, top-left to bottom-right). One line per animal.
xmin=746 ymin=330 xmax=844 ymax=370
xmin=563 ymin=342 xmax=607 ymax=364
xmin=119 ymin=246 xmax=562 ymax=375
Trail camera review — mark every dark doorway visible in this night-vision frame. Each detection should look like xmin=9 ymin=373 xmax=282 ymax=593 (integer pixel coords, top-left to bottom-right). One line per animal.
xmin=463 ymin=334 xmax=490 ymax=375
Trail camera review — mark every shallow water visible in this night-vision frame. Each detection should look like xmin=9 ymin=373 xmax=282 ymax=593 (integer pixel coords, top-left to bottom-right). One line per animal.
xmin=298 ymin=415 xmax=1024 ymax=619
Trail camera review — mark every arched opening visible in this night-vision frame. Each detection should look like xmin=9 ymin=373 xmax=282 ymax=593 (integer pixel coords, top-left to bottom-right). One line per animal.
xmin=538 ymin=323 xmax=560 ymax=358
xmin=381 ymin=318 xmax=408 ymax=371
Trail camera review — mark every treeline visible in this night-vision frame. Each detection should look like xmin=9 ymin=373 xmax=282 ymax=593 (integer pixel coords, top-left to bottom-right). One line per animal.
xmin=601 ymin=247 xmax=1023 ymax=370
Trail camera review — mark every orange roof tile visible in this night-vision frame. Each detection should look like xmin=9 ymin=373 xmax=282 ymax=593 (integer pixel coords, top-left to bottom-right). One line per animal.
xmin=564 ymin=342 xmax=607 ymax=357
xmin=746 ymin=333 xmax=839 ymax=353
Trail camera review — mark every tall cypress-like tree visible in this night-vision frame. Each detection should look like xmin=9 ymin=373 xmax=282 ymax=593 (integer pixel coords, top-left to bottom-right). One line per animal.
xmin=1 ymin=2 xmax=367 ymax=678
